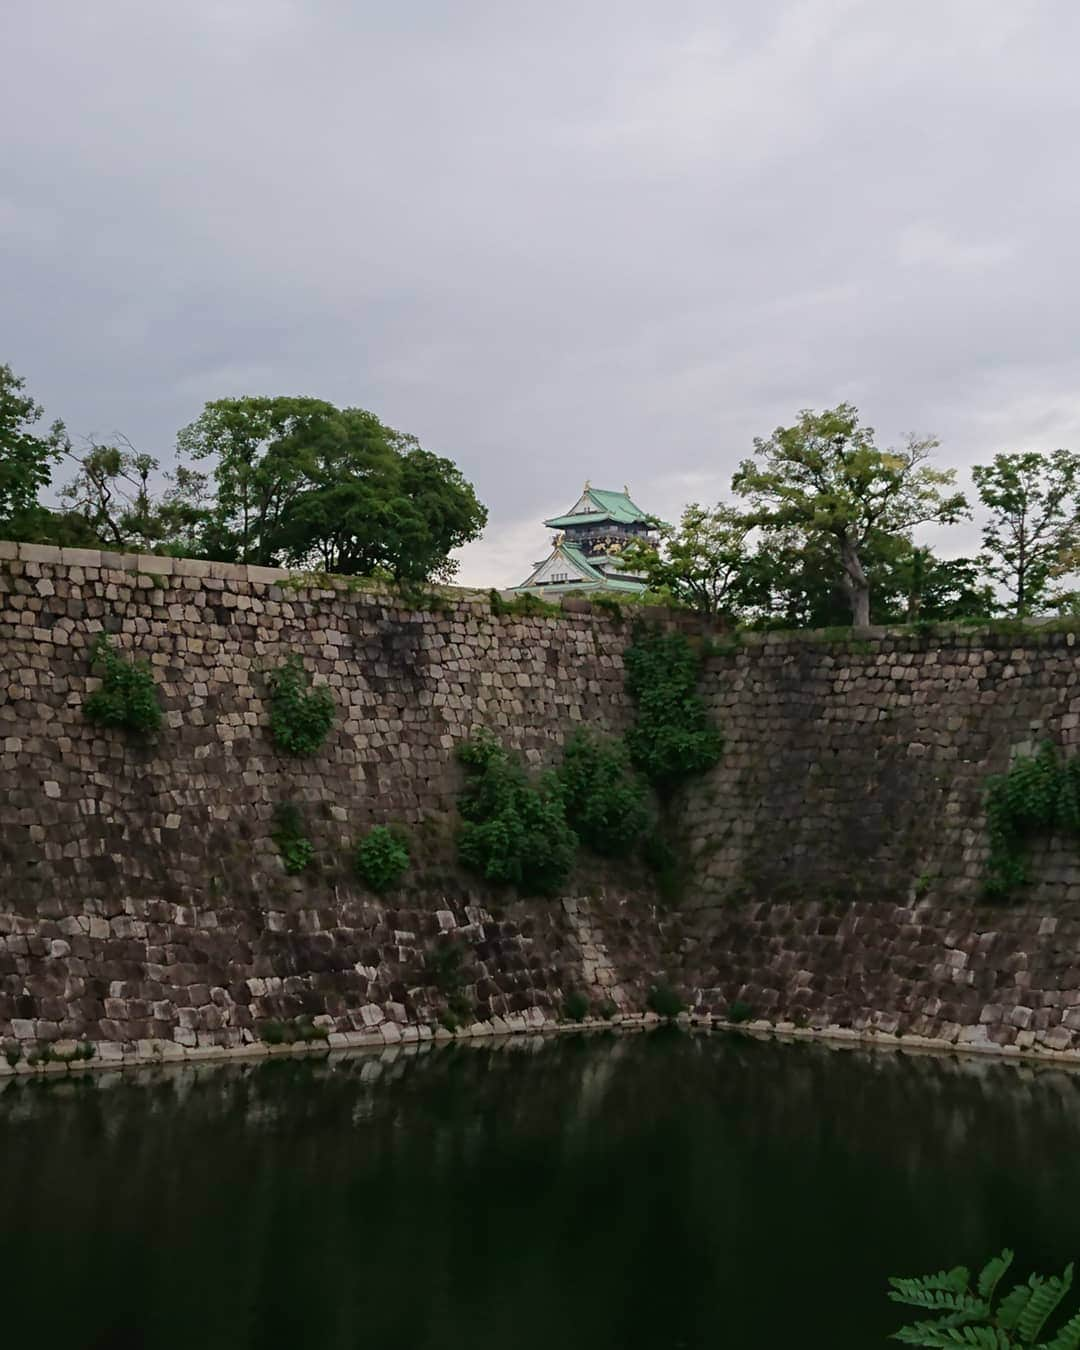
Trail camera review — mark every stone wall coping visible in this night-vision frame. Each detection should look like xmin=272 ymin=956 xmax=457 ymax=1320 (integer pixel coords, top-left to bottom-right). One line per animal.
xmin=5 ymin=538 xmax=1072 ymax=644
xmin=711 ymin=614 xmax=1078 ymax=652
xmin=0 ymin=538 xmax=711 ymax=628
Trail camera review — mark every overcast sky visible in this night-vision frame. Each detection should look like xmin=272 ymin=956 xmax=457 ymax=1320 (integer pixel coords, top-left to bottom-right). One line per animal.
xmin=4 ymin=1 xmax=1080 ymax=584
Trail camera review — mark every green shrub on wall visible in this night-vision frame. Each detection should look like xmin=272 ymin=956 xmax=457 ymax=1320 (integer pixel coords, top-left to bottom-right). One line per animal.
xmin=985 ymin=740 xmax=1080 ymax=898
xmin=265 ymin=654 xmax=335 ymax=756
xmin=558 ymin=730 xmax=650 ymax=856
xmin=622 ymin=625 xmax=722 ymax=792
xmin=259 ymin=1015 xmax=329 ymax=1045
xmin=455 ymin=730 xmax=578 ymax=897
xmin=641 ymin=827 xmax=687 ymax=906
xmin=83 ymin=633 xmax=162 ymax=737
xmin=354 ymin=825 xmax=410 ymax=892
xmin=425 ymin=938 xmax=466 ymax=993
xmin=646 ymin=982 xmax=685 ymax=1018
xmin=270 ymin=803 xmax=315 ymax=875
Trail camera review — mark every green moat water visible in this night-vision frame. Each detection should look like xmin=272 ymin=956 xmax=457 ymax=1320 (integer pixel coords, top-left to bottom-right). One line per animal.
xmin=2 ymin=1031 xmax=1078 ymax=1348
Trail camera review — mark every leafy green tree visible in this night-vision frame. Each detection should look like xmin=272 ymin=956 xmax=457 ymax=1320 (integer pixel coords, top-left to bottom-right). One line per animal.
xmin=177 ymin=397 xmax=486 ymax=581
xmin=743 ymin=531 xmax=991 ymax=628
xmin=619 ymin=502 xmax=752 ymax=617
xmin=176 ymin=396 xmax=336 ymax=565
xmin=51 ymin=437 xmax=211 ymax=556
xmin=733 ymin=404 xmax=968 ymax=626
xmin=879 ymin=544 xmax=993 ymax=623
xmin=0 ymin=362 xmax=67 ymax=533
xmin=972 ymin=450 xmax=1080 ymax=616
xmin=275 ymin=407 xmax=487 ymax=582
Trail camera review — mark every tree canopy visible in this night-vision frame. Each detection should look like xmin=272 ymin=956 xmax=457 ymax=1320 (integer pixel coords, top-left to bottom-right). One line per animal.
xmin=175 ymin=396 xmax=486 ymax=581
xmin=619 ymin=502 xmax=752 ymax=618
xmin=0 ymin=363 xmax=67 ymax=536
xmin=733 ymin=404 xmax=969 ymax=625
xmin=741 ymin=531 xmax=993 ymax=628
xmin=8 ymin=368 xmax=1080 ymax=626
xmin=972 ymin=450 xmax=1080 ymax=616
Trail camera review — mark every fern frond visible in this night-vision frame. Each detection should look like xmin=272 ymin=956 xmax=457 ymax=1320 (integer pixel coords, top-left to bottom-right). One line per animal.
xmin=951 ymin=1329 xmax=1012 ymax=1348
xmin=889 ymin=1268 xmax=973 ymax=1303
xmin=890 ymin=1310 xmax=990 ymax=1344
xmin=1041 ymin=1307 xmax=1080 ymax=1350
xmin=979 ymin=1251 xmax=1015 ymax=1303
xmin=1019 ymin=1267 xmax=1075 ymax=1343
xmin=891 ymin=1326 xmax=1010 ymax=1348
xmin=997 ymin=1283 xmax=1034 ymax=1330
xmin=887 ymin=1290 xmax=989 ymax=1317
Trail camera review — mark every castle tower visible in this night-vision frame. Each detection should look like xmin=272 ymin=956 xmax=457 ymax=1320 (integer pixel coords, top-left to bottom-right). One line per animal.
xmin=511 ymin=482 xmax=661 ymax=597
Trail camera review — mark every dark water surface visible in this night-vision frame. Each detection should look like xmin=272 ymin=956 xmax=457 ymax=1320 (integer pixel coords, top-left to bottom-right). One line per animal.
xmin=3 ymin=1031 xmax=1080 ymax=1349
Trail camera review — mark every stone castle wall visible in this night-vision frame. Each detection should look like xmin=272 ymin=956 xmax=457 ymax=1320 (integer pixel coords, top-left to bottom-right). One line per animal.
xmin=0 ymin=543 xmax=652 ymax=1060
xmin=6 ymin=542 xmax=1080 ymax=1068
xmin=668 ymin=625 xmax=1080 ymax=1058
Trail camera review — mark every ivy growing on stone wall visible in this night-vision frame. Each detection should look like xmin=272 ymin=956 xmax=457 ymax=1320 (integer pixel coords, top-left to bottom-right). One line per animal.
xmin=354 ymin=825 xmax=410 ymax=893
xmin=455 ymin=730 xmax=578 ymax=897
xmin=622 ymin=625 xmax=723 ymax=793
xmin=265 ymin=653 xmax=335 ymax=756
xmin=985 ymin=740 xmax=1080 ymax=898
xmin=82 ymin=633 xmax=162 ymax=737
xmin=557 ymin=730 xmax=650 ymax=857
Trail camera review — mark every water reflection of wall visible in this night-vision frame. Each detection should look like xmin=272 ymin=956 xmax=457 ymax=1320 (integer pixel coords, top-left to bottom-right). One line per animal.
xmin=4 ymin=1033 xmax=1080 ymax=1349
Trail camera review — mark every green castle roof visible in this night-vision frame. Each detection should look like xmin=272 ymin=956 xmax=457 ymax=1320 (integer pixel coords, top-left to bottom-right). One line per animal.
xmin=511 ymin=541 xmax=647 ymax=594
xmin=543 ymin=486 xmax=653 ymax=530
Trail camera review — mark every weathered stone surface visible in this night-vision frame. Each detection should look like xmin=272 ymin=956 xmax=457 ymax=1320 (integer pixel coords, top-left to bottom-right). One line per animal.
xmin=6 ymin=545 xmax=1080 ymax=1063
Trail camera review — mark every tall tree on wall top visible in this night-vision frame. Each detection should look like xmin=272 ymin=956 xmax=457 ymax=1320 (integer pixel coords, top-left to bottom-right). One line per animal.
xmin=972 ymin=450 xmax=1080 ymax=617
xmin=176 ymin=396 xmax=488 ymax=582
xmin=0 ymin=362 xmax=67 ymax=538
xmin=618 ymin=501 xmax=753 ymax=619
xmin=741 ymin=530 xmax=992 ymax=628
xmin=733 ymin=403 xmax=969 ymax=626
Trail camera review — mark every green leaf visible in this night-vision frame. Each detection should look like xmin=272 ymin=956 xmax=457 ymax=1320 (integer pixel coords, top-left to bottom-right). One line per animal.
xmin=888 ymin=1267 xmax=973 ymax=1303
xmin=979 ymin=1252 xmax=1016 ymax=1304
xmin=997 ymin=1283 xmax=1034 ymax=1330
xmin=1041 ymin=1308 xmax=1080 ymax=1350
xmin=1019 ymin=1268 xmax=1074 ymax=1343
xmin=887 ymin=1291 xmax=990 ymax=1317
xmin=891 ymin=1311 xmax=994 ymax=1345
xmin=891 ymin=1325 xmax=1009 ymax=1348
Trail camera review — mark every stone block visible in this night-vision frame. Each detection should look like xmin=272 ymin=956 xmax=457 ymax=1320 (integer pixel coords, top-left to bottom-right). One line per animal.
xmin=59 ymin=548 xmax=103 ymax=568
xmin=244 ymin=565 xmax=291 ymax=584
xmin=17 ymin=543 xmax=62 ymax=563
xmin=135 ymin=554 xmax=176 ymax=576
xmin=209 ymin=561 xmax=247 ymax=581
xmin=170 ymin=556 xmax=213 ymax=578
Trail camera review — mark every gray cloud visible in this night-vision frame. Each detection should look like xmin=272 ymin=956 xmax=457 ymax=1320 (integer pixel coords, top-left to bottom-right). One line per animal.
xmin=3 ymin=0 xmax=1080 ymax=583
